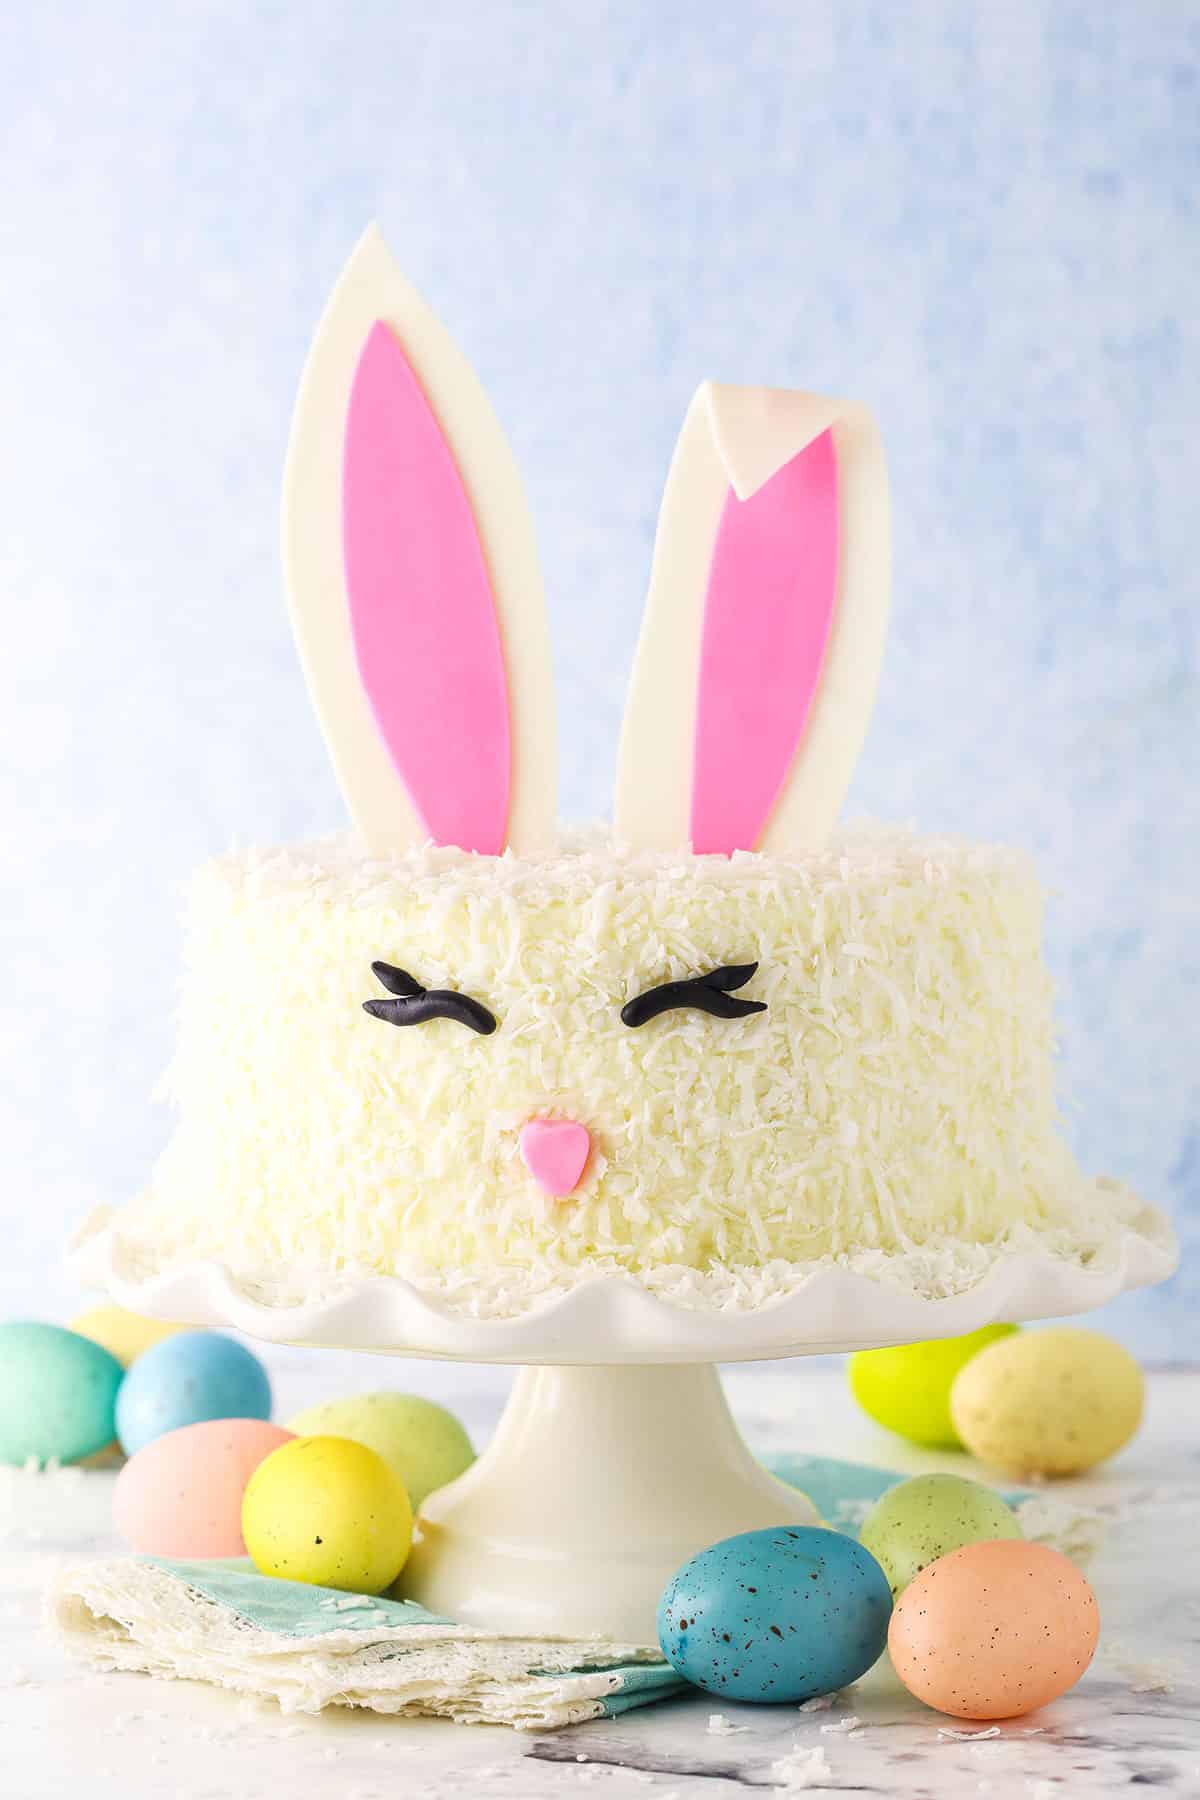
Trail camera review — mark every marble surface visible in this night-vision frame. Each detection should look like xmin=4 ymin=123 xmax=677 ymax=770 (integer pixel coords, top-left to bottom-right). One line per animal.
xmin=3 ymin=1356 xmax=1198 ymax=1798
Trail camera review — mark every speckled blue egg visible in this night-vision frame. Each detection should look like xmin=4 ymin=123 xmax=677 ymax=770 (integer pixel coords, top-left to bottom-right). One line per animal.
xmin=0 ymin=1322 xmax=124 ymax=1465
xmin=115 ymin=1330 xmax=271 ymax=1456
xmin=657 ymin=1526 xmax=893 ymax=1703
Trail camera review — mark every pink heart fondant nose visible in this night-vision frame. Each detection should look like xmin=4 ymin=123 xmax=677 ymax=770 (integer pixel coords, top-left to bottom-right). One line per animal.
xmin=519 ymin=1118 xmax=591 ymax=1199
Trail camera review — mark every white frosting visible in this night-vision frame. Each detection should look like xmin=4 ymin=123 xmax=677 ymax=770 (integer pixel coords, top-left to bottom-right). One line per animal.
xmin=107 ymin=826 xmax=1146 ymax=1307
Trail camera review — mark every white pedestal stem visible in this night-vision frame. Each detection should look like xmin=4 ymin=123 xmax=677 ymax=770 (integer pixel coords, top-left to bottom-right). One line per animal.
xmin=401 ymin=1361 xmax=819 ymax=1644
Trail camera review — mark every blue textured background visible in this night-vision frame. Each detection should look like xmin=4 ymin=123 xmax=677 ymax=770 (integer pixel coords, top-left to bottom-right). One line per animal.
xmin=1 ymin=4 xmax=1195 ymax=1354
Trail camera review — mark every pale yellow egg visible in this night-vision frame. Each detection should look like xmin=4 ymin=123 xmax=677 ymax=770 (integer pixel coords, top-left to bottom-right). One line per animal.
xmin=950 ymin=1327 xmax=1143 ymax=1478
xmin=69 ymin=1305 xmax=188 ymax=1369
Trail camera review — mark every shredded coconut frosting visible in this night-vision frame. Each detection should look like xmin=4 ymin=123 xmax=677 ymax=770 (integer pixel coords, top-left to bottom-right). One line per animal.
xmin=107 ymin=826 xmax=1158 ymax=1312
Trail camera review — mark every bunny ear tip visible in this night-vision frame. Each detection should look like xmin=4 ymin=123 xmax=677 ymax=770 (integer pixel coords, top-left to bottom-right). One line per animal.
xmin=352 ymin=218 xmax=391 ymax=258
xmin=705 ymin=381 xmax=844 ymax=501
xmin=336 ymin=221 xmax=405 ymax=298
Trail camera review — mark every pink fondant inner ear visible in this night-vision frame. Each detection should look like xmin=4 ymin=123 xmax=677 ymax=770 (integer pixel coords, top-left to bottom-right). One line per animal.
xmin=690 ymin=428 xmax=840 ymax=855
xmin=343 ymin=321 xmax=511 ymax=854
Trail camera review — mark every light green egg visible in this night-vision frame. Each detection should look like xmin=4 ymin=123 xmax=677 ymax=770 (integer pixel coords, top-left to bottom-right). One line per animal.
xmin=0 ymin=1321 xmax=124 ymax=1466
xmin=860 ymin=1472 xmax=1022 ymax=1598
xmin=285 ymin=1393 xmax=475 ymax=1509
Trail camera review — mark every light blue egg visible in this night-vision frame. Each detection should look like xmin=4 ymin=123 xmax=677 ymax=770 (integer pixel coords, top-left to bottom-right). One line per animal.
xmin=0 ymin=1322 xmax=124 ymax=1466
xmin=115 ymin=1331 xmax=271 ymax=1456
xmin=657 ymin=1525 xmax=892 ymax=1703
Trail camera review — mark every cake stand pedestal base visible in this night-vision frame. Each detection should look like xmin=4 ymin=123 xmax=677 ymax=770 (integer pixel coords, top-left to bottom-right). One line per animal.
xmin=400 ymin=1362 xmax=819 ymax=1644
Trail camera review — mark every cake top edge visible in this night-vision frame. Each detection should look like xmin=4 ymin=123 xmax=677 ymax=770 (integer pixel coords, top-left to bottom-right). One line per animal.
xmin=198 ymin=823 xmax=1041 ymax=906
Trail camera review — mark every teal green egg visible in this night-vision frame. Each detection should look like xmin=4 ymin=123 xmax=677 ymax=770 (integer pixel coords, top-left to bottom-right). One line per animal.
xmin=859 ymin=1472 xmax=1022 ymax=1598
xmin=0 ymin=1322 xmax=124 ymax=1466
xmin=658 ymin=1526 xmax=893 ymax=1703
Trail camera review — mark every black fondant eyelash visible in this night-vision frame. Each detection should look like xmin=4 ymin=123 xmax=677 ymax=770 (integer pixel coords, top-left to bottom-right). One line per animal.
xmin=363 ymin=961 xmax=497 ymax=1036
xmin=620 ymin=962 xmax=767 ymax=1030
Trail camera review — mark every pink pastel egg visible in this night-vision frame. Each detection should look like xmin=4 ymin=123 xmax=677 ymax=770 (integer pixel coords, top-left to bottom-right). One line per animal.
xmin=889 ymin=1539 xmax=1099 ymax=1720
xmin=113 ymin=1418 xmax=294 ymax=1557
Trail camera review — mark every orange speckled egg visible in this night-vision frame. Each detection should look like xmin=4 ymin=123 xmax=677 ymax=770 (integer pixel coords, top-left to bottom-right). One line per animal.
xmin=113 ymin=1418 xmax=294 ymax=1557
xmin=888 ymin=1539 xmax=1099 ymax=1720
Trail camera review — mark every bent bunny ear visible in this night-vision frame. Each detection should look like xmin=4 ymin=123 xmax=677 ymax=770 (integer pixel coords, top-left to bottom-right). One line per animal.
xmin=282 ymin=224 xmax=556 ymax=855
xmin=614 ymin=382 xmax=889 ymax=855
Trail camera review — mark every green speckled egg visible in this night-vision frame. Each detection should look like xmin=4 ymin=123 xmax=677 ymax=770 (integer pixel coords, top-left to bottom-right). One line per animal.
xmin=285 ymin=1393 xmax=474 ymax=1509
xmin=0 ymin=1321 xmax=124 ymax=1465
xmin=859 ymin=1473 xmax=1022 ymax=1598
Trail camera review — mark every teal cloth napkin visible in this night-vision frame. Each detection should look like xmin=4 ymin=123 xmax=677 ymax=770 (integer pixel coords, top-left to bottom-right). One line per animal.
xmin=53 ymin=1455 xmax=1072 ymax=1730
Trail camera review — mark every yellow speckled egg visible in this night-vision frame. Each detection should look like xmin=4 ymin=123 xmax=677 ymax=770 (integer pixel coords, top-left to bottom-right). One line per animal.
xmin=69 ymin=1305 xmax=187 ymax=1369
xmin=242 ymin=1435 xmax=413 ymax=1594
xmin=848 ymin=1325 xmax=1018 ymax=1448
xmin=950 ymin=1327 xmax=1143 ymax=1478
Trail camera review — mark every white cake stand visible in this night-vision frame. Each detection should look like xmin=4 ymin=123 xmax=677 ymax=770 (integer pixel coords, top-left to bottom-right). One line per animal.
xmin=76 ymin=1208 xmax=1176 ymax=1644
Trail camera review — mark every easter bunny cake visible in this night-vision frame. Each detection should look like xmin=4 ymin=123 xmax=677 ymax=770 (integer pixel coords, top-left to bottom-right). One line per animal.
xmin=102 ymin=227 xmax=1163 ymax=1317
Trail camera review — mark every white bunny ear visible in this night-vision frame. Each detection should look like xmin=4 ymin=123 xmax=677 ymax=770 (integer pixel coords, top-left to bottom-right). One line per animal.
xmin=282 ymin=224 xmax=557 ymax=855
xmin=614 ymin=381 xmax=889 ymax=855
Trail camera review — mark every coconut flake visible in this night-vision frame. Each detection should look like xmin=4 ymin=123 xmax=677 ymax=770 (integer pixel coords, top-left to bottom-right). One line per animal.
xmin=103 ymin=826 xmax=1162 ymax=1315
xmin=770 ymin=1744 xmax=834 ymax=1789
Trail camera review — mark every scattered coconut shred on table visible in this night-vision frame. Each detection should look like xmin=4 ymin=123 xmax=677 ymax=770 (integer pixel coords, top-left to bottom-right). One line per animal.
xmin=769 ymin=1744 xmax=835 ymax=1790
xmin=706 ymin=1713 xmax=750 ymax=1735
